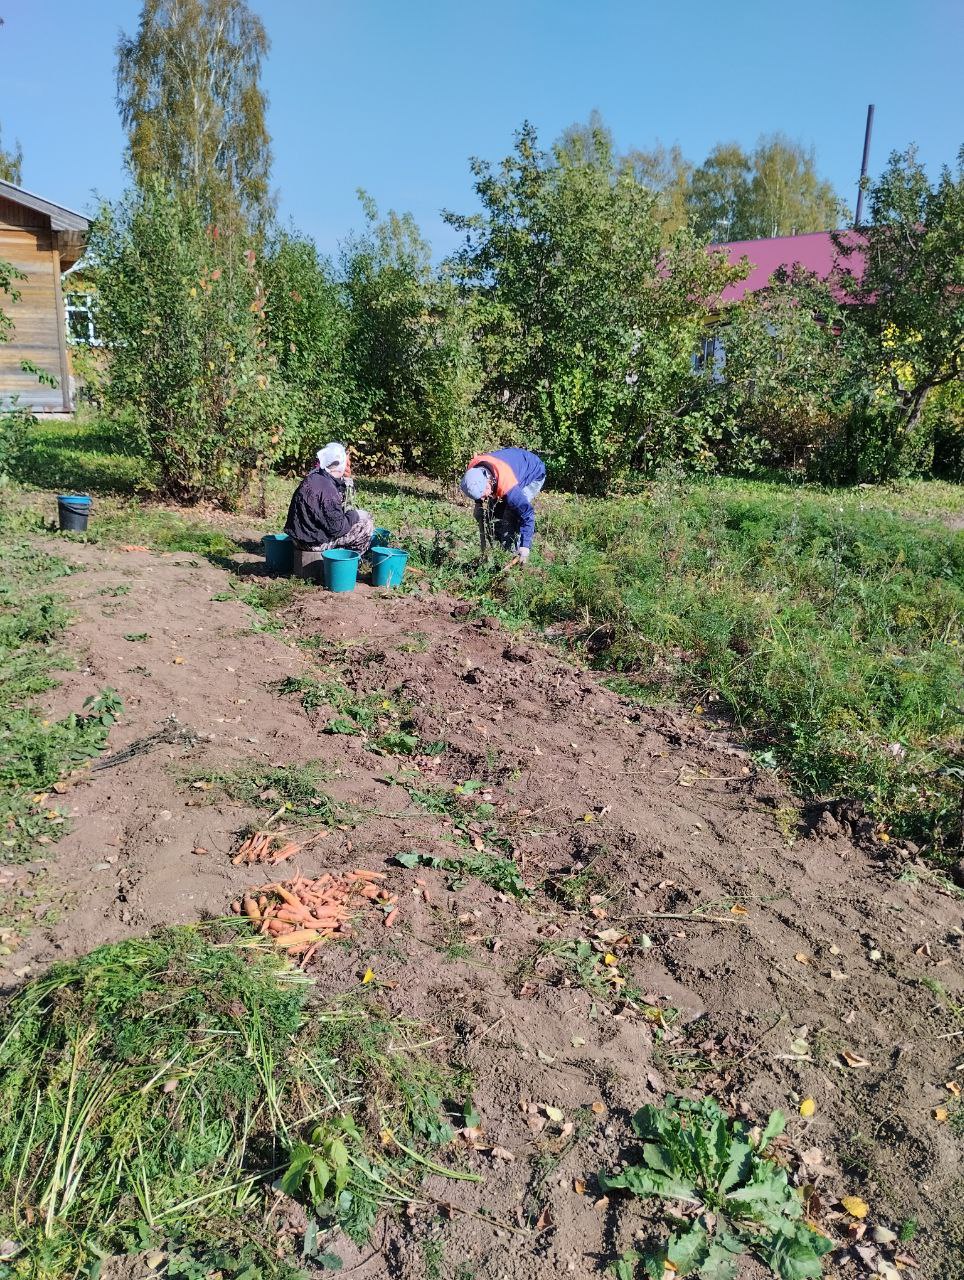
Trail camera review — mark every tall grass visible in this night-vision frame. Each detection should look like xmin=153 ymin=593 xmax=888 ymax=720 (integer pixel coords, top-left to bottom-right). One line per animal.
xmin=0 ymin=926 xmax=471 ymax=1278
xmin=0 ymin=503 xmax=124 ymax=862
xmin=365 ymin=474 xmax=964 ymax=846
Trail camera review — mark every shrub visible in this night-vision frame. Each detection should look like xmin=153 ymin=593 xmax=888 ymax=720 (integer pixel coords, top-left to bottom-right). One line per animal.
xmin=261 ymin=230 xmax=353 ymax=469
xmin=88 ymin=183 xmax=287 ymax=507
xmin=342 ymin=196 xmax=482 ymax=477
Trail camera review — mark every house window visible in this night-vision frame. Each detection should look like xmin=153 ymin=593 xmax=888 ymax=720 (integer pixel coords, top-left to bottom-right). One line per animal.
xmin=694 ymin=334 xmax=725 ymax=380
xmin=65 ymin=291 xmax=100 ymax=345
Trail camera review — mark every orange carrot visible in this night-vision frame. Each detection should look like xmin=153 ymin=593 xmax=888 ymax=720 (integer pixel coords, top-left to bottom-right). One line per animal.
xmin=242 ymin=895 xmax=261 ymax=924
xmin=384 ymin=909 xmax=400 ymax=927
xmin=352 ymin=870 xmax=387 ymax=882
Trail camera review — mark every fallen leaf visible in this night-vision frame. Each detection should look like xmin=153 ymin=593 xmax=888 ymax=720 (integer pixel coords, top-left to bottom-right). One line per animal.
xmin=830 ymin=969 xmax=849 ymax=981
xmin=800 ymin=1097 xmax=816 ymax=1118
xmin=490 ymin=1146 xmax=515 ymax=1162
xmin=730 ymin=904 xmax=748 ymax=916
xmin=571 ymin=1036 xmax=586 ymax=1047
xmin=591 ymin=1101 xmax=606 ymax=1115
xmin=543 ymin=1105 xmax=564 ymax=1123
xmin=800 ymin=1147 xmax=835 ymax=1178
xmin=794 ymin=952 xmax=811 ymax=965
xmin=536 ymin=1049 xmax=556 ymax=1064
xmin=841 ymin=1195 xmax=870 ymax=1219
xmin=595 ymin=927 xmax=624 ymax=944
xmin=592 ymin=1196 xmax=609 ymax=1212
xmin=933 ymin=1106 xmax=949 ymax=1122
xmin=362 ymin=968 xmax=375 ymax=984
xmin=173 ymin=656 xmax=184 ymax=665
xmin=946 ymin=1080 xmax=961 ymax=1097
xmin=534 ymin=1205 xmax=554 ymax=1232
xmin=603 ymin=953 xmax=618 ymax=966
xmin=841 ymin=1050 xmax=871 ymax=1068
xmin=573 ymin=1178 xmax=586 ymax=1195
xmin=871 ymin=1226 xmax=898 ymax=1245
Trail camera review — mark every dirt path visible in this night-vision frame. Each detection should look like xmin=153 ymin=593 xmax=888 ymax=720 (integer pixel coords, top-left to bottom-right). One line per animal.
xmin=2 ymin=539 xmax=961 ymax=1278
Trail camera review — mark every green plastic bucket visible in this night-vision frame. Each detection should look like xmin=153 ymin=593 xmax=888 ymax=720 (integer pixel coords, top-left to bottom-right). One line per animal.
xmin=263 ymin=533 xmax=294 ymax=574
xmin=321 ymin=548 xmax=360 ymax=592
xmin=371 ymin=546 xmax=408 ymax=588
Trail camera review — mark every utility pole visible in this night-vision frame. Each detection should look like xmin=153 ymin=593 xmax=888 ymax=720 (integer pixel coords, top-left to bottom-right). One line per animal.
xmin=854 ymin=104 xmax=875 ymax=227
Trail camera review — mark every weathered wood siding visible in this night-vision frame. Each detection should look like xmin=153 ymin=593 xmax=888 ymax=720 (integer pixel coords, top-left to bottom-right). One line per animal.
xmin=0 ymin=211 xmax=70 ymax=412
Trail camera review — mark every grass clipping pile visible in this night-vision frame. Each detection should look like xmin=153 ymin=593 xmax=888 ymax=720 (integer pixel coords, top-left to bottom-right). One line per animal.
xmin=0 ymin=925 xmax=471 ymax=1279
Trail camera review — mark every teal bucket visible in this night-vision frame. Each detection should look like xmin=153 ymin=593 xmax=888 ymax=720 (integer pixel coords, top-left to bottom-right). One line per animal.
xmin=371 ymin=546 xmax=408 ymax=588
xmin=322 ymin=548 xmax=360 ymax=592
xmin=263 ymin=533 xmax=294 ymax=574
xmin=368 ymin=527 xmax=391 ymax=555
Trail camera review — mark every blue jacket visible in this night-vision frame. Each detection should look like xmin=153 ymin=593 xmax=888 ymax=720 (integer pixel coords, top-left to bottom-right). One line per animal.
xmin=471 ymin=447 xmax=546 ymax=549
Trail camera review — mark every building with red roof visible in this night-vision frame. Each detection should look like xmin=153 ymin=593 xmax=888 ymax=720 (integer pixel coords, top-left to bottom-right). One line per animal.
xmin=708 ymin=229 xmax=866 ymax=303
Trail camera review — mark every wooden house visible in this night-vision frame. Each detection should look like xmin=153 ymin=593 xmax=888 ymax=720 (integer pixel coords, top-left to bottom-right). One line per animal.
xmin=0 ymin=179 xmax=88 ymax=413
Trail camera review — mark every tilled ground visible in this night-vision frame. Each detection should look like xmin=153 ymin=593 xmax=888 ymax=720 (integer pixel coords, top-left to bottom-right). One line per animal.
xmin=1 ymin=537 xmax=962 ymax=1279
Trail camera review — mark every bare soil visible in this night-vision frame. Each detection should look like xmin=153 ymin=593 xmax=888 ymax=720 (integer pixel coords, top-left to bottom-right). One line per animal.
xmin=2 ymin=536 xmax=962 ymax=1279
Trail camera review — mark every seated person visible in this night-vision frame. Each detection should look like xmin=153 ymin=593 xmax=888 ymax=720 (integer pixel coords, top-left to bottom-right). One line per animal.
xmin=284 ymin=443 xmax=373 ymax=553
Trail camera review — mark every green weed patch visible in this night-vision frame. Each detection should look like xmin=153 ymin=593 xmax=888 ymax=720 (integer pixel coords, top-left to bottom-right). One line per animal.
xmin=601 ymin=1096 xmax=833 ymax=1279
xmin=396 ymin=849 xmax=529 ymax=899
xmin=0 ymin=926 xmax=473 ymax=1278
xmin=181 ymin=760 xmax=337 ymax=824
xmin=365 ymin=476 xmax=964 ymax=846
xmin=0 ymin=512 xmax=124 ymax=862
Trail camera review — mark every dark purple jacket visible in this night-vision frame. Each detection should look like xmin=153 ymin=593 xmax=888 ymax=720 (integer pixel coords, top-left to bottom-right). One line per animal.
xmin=284 ymin=469 xmax=357 ymax=547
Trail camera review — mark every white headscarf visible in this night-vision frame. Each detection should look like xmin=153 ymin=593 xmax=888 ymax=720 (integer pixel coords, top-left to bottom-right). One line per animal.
xmin=316 ymin=443 xmax=347 ymax=472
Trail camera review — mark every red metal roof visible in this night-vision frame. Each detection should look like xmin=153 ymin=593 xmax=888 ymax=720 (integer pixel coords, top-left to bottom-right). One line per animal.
xmin=709 ymin=230 xmax=865 ymax=302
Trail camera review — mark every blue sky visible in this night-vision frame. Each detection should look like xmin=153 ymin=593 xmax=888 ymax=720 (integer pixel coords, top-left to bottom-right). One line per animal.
xmin=2 ymin=0 xmax=962 ymax=258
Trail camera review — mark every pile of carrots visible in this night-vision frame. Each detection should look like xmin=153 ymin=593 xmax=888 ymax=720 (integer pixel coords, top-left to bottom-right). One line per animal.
xmin=231 ymin=828 xmax=307 ymax=866
xmin=230 ymin=869 xmax=399 ymax=962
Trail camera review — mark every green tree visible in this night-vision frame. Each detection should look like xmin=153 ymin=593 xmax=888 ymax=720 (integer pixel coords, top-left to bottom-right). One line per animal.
xmin=88 ymin=183 xmax=285 ymax=505
xmin=686 ymin=142 xmax=752 ymax=241
xmin=702 ymin=267 xmax=865 ymax=471
xmin=0 ymin=19 xmax=22 ymax=184
xmin=116 ymin=0 xmax=273 ymax=234
xmin=261 ymin=229 xmax=352 ymax=469
xmin=688 ymin=136 xmax=844 ymax=241
xmin=832 ymin=145 xmax=964 ymax=476
xmin=741 ymin=133 xmax=845 ymax=237
xmin=445 ymin=120 xmax=743 ymax=489
xmin=0 ymin=123 xmax=22 ymax=184
xmin=342 ymin=194 xmax=480 ymax=476
xmin=621 ymin=142 xmax=692 ymax=237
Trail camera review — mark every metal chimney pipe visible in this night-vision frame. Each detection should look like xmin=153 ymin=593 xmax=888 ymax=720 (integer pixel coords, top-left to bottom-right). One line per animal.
xmin=854 ymin=104 xmax=875 ymax=227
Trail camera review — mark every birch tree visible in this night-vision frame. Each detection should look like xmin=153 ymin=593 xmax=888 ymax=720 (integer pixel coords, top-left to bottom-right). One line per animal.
xmin=116 ymin=0 xmax=273 ymax=233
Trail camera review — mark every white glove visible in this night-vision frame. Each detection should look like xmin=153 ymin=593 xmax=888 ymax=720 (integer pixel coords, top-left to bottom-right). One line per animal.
xmin=517 ymin=546 xmax=530 ymax=563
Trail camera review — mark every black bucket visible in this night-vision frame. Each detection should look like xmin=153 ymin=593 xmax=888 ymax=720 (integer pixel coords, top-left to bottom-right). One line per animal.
xmin=57 ymin=494 xmax=92 ymax=533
